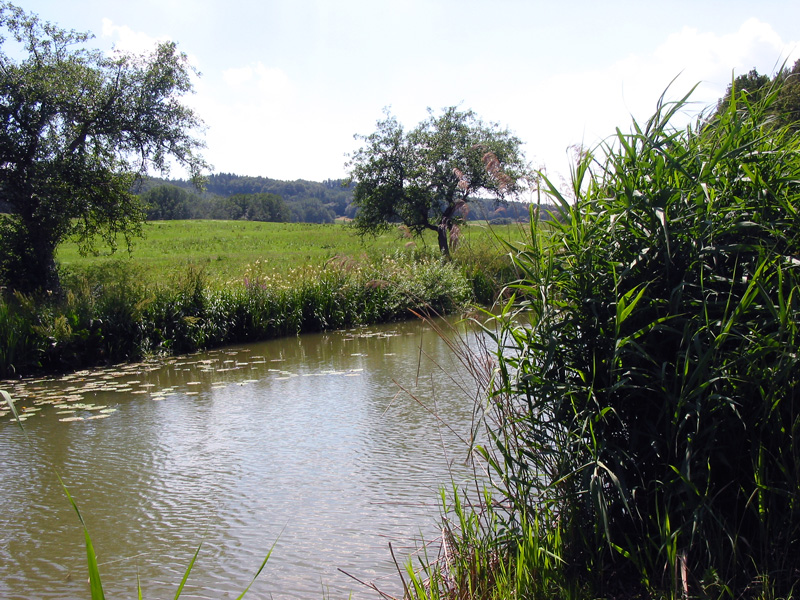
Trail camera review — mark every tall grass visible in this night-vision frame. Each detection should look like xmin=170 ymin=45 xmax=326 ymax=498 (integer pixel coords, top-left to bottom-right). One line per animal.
xmin=412 ymin=80 xmax=800 ymax=599
xmin=1 ymin=251 xmax=481 ymax=376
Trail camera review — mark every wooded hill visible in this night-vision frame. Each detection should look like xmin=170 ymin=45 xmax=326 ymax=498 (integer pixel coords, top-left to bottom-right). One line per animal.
xmin=139 ymin=173 xmax=539 ymax=224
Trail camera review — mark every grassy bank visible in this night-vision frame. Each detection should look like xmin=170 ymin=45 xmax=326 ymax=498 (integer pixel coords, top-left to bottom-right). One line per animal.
xmin=406 ymin=85 xmax=800 ymax=599
xmin=1 ymin=221 xmax=527 ymax=377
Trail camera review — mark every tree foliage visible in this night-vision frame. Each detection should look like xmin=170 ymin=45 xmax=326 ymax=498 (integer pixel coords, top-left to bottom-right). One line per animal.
xmin=0 ymin=3 xmax=207 ymax=292
xmin=717 ymin=59 xmax=800 ymax=130
xmin=141 ymin=185 xmax=194 ymax=220
xmin=348 ymin=107 xmax=528 ymax=256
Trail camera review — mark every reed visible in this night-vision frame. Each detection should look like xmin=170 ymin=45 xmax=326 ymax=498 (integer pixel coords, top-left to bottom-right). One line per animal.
xmin=412 ymin=78 xmax=800 ymax=599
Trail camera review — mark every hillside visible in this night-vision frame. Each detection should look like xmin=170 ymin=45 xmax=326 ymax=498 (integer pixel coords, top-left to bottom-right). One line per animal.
xmin=140 ymin=173 xmax=542 ymax=224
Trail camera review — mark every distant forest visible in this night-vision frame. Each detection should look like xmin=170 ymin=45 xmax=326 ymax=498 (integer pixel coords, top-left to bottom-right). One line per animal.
xmin=138 ymin=173 xmax=538 ymax=224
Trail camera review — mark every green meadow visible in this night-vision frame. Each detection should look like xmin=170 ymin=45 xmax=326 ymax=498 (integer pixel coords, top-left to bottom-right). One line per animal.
xmin=55 ymin=219 xmax=530 ymax=285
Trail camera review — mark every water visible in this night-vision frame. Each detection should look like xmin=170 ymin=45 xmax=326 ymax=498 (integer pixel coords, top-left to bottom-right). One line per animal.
xmin=0 ymin=317 xmax=489 ymax=599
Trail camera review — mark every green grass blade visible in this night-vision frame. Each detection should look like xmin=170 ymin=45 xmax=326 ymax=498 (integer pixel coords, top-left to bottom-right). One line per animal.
xmin=1 ymin=389 xmax=27 ymax=440
xmin=55 ymin=470 xmax=106 ymax=600
xmin=234 ymin=535 xmax=280 ymax=600
xmin=173 ymin=542 xmax=203 ymax=599
xmin=3 ymin=389 xmax=106 ymax=598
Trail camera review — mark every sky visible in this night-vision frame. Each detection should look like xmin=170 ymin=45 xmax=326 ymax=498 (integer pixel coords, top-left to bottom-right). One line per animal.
xmin=13 ymin=0 xmax=800 ymax=187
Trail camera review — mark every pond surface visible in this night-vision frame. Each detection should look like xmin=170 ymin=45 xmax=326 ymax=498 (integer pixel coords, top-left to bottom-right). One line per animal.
xmin=0 ymin=317 xmax=489 ymax=599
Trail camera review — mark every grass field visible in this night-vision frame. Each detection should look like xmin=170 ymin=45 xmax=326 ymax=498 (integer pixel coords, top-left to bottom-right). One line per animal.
xmin=56 ymin=219 xmax=530 ymax=283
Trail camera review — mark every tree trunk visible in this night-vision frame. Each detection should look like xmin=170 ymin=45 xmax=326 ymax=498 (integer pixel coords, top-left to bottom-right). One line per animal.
xmin=436 ymin=200 xmax=461 ymax=258
xmin=1 ymin=216 xmax=61 ymax=294
xmin=437 ymin=221 xmax=450 ymax=258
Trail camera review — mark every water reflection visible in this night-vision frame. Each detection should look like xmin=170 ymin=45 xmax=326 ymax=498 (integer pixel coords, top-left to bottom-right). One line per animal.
xmin=0 ymin=317 xmax=487 ymax=599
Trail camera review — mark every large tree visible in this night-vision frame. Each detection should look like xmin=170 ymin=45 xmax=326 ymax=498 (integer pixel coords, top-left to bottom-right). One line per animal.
xmin=0 ymin=3 xmax=208 ymax=292
xmin=347 ymin=107 xmax=528 ymax=256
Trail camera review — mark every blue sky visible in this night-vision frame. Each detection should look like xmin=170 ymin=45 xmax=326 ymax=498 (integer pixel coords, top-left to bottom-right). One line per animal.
xmin=15 ymin=0 xmax=800 ymax=185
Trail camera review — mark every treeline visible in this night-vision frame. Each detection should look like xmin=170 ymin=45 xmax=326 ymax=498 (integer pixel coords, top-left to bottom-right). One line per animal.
xmin=139 ymin=173 xmax=538 ymax=224
xmin=139 ymin=175 xmax=349 ymax=223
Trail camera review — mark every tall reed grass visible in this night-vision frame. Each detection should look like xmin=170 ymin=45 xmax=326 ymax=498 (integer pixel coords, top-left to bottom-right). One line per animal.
xmin=409 ymin=79 xmax=800 ymax=599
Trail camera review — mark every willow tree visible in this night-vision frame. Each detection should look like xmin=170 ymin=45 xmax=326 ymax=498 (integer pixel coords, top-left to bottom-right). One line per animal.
xmin=0 ymin=3 xmax=208 ymax=292
xmin=347 ymin=107 xmax=528 ymax=257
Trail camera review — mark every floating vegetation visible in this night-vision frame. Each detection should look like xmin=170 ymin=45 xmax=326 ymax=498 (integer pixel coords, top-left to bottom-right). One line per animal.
xmin=2 ymin=320 xmax=434 ymax=432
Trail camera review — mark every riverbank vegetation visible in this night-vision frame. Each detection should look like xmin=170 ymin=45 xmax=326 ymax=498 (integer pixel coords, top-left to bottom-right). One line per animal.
xmin=406 ymin=78 xmax=800 ymax=599
xmin=0 ymin=221 xmax=526 ymax=378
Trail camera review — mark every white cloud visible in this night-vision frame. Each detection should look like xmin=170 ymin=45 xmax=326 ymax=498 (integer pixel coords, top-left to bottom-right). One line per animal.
xmin=189 ymin=64 xmax=319 ymax=178
xmin=222 ymin=65 xmax=254 ymax=87
xmin=510 ymin=18 xmax=800 ymax=178
xmin=222 ymin=63 xmax=293 ymax=97
xmin=100 ymin=18 xmax=168 ymax=54
xmin=97 ymin=15 xmax=800 ymax=183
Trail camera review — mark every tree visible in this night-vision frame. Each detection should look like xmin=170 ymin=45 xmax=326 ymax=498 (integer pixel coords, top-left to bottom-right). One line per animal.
xmin=224 ymin=193 xmax=291 ymax=222
xmin=774 ymin=58 xmax=800 ymax=129
xmin=347 ymin=107 xmax=528 ymax=256
xmin=0 ymin=3 xmax=207 ymax=292
xmin=142 ymin=185 xmax=193 ymax=220
xmin=716 ymin=61 xmax=800 ymax=131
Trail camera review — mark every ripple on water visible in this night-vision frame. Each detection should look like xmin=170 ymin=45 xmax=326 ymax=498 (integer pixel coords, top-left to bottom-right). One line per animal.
xmin=0 ymin=317 xmax=487 ymax=599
